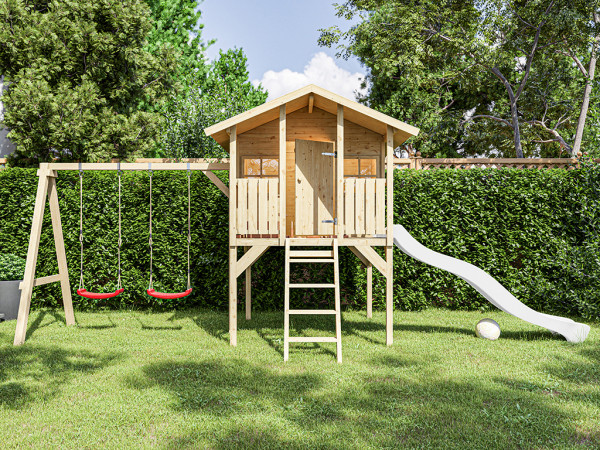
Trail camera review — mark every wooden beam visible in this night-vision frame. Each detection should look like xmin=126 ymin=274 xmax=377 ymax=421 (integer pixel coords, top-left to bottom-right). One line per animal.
xmin=202 ymin=170 xmax=229 ymax=198
xmin=19 ymin=274 xmax=61 ymax=290
xmin=386 ymin=126 xmax=394 ymax=246
xmin=386 ymin=245 xmax=393 ymax=346
xmin=229 ymin=246 xmax=237 ymax=346
xmin=244 ymin=247 xmax=251 ymax=320
xmin=348 ymin=246 xmax=368 ymax=266
xmin=352 ymin=244 xmax=387 ymax=278
xmin=367 ymin=264 xmax=373 ymax=319
xmin=279 ymin=104 xmax=287 ymax=244
xmin=14 ymin=166 xmax=51 ymax=345
xmin=235 ymin=245 xmax=270 ymax=278
xmin=229 ymin=125 xmax=237 ymax=247
xmin=308 ymin=94 xmax=314 ymax=113
xmin=337 ymin=104 xmax=344 ymax=242
xmin=45 ymin=162 xmax=229 ymax=171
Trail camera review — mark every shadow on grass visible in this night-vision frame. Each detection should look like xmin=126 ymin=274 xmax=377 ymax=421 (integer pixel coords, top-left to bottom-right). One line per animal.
xmin=77 ymin=314 xmax=117 ymax=330
xmin=127 ymin=356 xmax=596 ymax=449
xmin=134 ymin=315 xmax=183 ymax=331
xmin=0 ymin=345 xmax=122 ymax=409
xmin=24 ymin=310 xmax=66 ymax=340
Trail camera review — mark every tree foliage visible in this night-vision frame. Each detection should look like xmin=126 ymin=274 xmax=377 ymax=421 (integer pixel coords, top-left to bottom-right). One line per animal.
xmin=0 ymin=0 xmax=177 ymax=165
xmin=160 ymin=48 xmax=268 ymax=159
xmin=320 ymin=0 xmax=599 ymax=158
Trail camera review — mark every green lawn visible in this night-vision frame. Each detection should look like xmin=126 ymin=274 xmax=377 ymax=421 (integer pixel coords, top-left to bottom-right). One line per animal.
xmin=0 ymin=308 xmax=598 ymax=449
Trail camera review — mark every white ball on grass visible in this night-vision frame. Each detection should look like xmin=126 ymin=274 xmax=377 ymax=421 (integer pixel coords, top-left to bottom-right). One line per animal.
xmin=475 ymin=319 xmax=501 ymax=340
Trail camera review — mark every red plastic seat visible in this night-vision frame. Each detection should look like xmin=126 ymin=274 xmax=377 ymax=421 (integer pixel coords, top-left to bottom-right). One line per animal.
xmin=77 ymin=288 xmax=125 ymax=299
xmin=146 ymin=288 xmax=192 ymax=300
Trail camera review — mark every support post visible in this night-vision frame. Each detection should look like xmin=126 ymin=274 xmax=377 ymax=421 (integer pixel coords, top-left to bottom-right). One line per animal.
xmin=14 ymin=165 xmax=74 ymax=345
xmin=386 ymin=126 xmax=394 ymax=246
xmin=337 ymin=104 xmax=344 ymax=241
xmin=245 ymin=246 xmax=251 ymax=320
xmin=279 ymin=105 xmax=286 ymax=244
xmin=367 ymin=264 xmax=372 ymax=319
xmin=48 ymin=174 xmax=74 ymax=325
xmin=386 ymin=246 xmax=393 ymax=346
xmin=229 ymin=125 xmax=238 ymax=346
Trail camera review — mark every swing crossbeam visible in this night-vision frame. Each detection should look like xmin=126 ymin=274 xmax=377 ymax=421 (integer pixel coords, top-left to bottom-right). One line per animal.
xmin=14 ymin=161 xmax=226 ymax=346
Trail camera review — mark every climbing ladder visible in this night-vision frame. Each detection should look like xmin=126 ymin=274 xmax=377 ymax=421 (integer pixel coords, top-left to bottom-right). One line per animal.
xmin=284 ymin=238 xmax=342 ymax=363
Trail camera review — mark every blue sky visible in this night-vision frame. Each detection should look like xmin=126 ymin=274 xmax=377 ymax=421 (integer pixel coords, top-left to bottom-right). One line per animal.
xmin=199 ymin=0 xmax=367 ymax=100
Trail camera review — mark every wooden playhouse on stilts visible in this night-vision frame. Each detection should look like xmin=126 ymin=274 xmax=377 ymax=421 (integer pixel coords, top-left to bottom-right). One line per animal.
xmin=204 ymin=85 xmax=419 ymax=362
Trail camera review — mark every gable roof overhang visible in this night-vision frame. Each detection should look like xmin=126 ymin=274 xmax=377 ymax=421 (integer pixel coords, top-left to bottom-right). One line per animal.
xmin=203 ymin=84 xmax=420 ymax=151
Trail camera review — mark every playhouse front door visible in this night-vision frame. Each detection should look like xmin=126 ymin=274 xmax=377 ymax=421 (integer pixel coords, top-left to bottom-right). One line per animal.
xmin=294 ymin=139 xmax=336 ymax=236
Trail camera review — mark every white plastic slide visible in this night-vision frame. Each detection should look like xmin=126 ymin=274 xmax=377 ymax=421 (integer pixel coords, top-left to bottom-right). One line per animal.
xmin=393 ymin=224 xmax=590 ymax=343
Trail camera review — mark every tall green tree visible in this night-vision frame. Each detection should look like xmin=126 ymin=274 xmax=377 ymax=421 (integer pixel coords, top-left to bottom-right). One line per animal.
xmin=161 ymin=48 xmax=268 ymax=159
xmin=0 ymin=0 xmax=177 ymax=164
xmin=320 ymin=0 xmax=595 ymax=158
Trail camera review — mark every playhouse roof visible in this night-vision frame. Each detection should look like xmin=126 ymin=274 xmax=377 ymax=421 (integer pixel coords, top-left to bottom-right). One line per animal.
xmin=204 ymin=84 xmax=420 ymax=150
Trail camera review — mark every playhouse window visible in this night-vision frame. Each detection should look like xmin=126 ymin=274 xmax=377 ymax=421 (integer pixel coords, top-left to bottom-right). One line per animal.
xmin=344 ymin=158 xmax=378 ymax=178
xmin=242 ymin=157 xmax=279 ymax=177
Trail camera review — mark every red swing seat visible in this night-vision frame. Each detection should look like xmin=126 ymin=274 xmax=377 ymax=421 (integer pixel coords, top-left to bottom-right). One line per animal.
xmin=146 ymin=288 xmax=192 ymax=300
xmin=77 ymin=288 xmax=125 ymax=299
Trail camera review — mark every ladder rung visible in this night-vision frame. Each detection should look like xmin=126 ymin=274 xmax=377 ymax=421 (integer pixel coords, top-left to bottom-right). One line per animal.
xmin=288 ymin=309 xmax=337 ymax=315
xmin=288 ymin=337 xmax=338 ymax=343
xmin=289 ymin=283 xmax=336 ymax=289
xmin=289 ymin=258 xmax=335 ymax=263
xmin=289 ymin=250 xmax=333 ymax=258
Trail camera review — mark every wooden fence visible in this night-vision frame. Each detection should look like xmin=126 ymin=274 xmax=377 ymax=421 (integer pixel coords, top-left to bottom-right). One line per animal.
xmin=392 ymin=157 xmax=591 ymax=170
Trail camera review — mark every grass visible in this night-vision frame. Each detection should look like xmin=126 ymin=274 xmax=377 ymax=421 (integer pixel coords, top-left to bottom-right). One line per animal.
xmin=0 ymin=307 xmax=598 ymax=449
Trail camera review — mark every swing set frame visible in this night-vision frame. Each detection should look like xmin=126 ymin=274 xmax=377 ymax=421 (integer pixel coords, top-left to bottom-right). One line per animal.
xmin=13 ymin=160 xmax=228 ymax=346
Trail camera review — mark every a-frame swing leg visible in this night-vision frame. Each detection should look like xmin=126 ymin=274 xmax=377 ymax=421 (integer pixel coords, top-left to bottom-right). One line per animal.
xmin=14 ymin=165 xmax=74 ymax=346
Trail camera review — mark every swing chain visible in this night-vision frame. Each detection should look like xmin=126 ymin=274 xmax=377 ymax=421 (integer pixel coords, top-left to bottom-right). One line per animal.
xmin=148 ymin=164 xmax=153 ymax=290
xmin=79 ymin=166 xmax=84 ymax=290
xmin=117 ymin=163 xmax=122 ymax=290
xmin=187 ymin=163 xmax=191 ymax=290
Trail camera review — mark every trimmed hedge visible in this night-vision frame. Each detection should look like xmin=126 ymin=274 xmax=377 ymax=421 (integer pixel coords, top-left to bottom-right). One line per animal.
xmin=0 ymin=166 xmax=598 ymax=318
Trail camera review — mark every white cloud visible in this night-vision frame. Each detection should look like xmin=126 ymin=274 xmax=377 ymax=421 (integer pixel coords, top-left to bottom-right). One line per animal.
xmin=253 ymin=52 xmax=366 ymax=101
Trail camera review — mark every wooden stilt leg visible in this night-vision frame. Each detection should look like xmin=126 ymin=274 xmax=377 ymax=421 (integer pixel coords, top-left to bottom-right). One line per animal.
xmin=367 ymin=263 xmax=373 ymax=319
xmin=245 ymin=246 xmax=251 ymax=320
xmin=229 ymin=246 xmax=238 ymax=346
xmin=386 ymin=246 xmax=393 ymax=346
xmin=48 ymin=174 xmax=74 ymax=326
xmin=14 ymin=168 xmax=51 ymax=346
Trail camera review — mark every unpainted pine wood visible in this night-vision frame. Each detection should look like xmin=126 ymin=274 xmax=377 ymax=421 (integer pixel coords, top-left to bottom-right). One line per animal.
xmin=344 ymin=179 xmax=355 ymax=235
xmin=365 ymin=179 xmax=376 ymax=235
xmin=286 ymin=142 xmax=296 ymax=235
xmin=367 ymin=264 xmax=373 ymax=318
xmin=47 ymin=162 xmax=230 ymax=171
xmin=245 ymin=247 xmax=251 ymax=320
xmin=295 ymin=140 xmax=334 ymax=235
xmin=308 ymin=94 xmax=314 ymax=113
xmin=334 ymin=239 xmax=342 ymax=363
xmin=48 ymin=175 xmax=75 ymax=326
xmin=268 ymin=179 xmax=278 ymax=234
xmin=386 ymin=245 xmax=394 ymax=346
xmin=19 ymin=274 xmax=61 ymax=290
xmin=14 ymin=168 xmax=51 ymax=346
xmin=284 ymin=239 xmax=291 ymax=361
xmin=375 ymin=179 xmax=386 ymax=234
xmin=202 ymin=170 xmax=230 ymax=198
xmin=235 ymin=245 xmax=270 ymax=278
xmin=386 ymin=126 xmax=394 ymax=246
xmin=352 ymin=244 xmax=387 ymax=277
xmin=258 ymin=178 xmax=268 ymax=234
xmin=229 ymin=246 xmax=238 ymax=346
xmin=279 ymin=105 xmax=287 ymax=244
xmin=289 ymin=250 xmax=333 ymax=258
xmin=247 ymin=178 xmax=258 ymax=233
xmin=237 ymin=179 xmax=248 ymax=235
xmin=229 ymin=125 xmax=237 ymax=246
xmin=337 ymin=105 xmax=344 ymax=241
xmin=355 ymin=178 xmax=366 ymax=235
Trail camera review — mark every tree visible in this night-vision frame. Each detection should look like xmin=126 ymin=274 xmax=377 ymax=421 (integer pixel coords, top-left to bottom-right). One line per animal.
xmin=0 ymin=0 xmax=177 ymax=164
xmin=320 ymin=0 xmax=593 ymax=158
xmin=160 ymin=48 xmax=268 ymax=159
xmin=144 ymin=0 xmax=214 ymax=82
